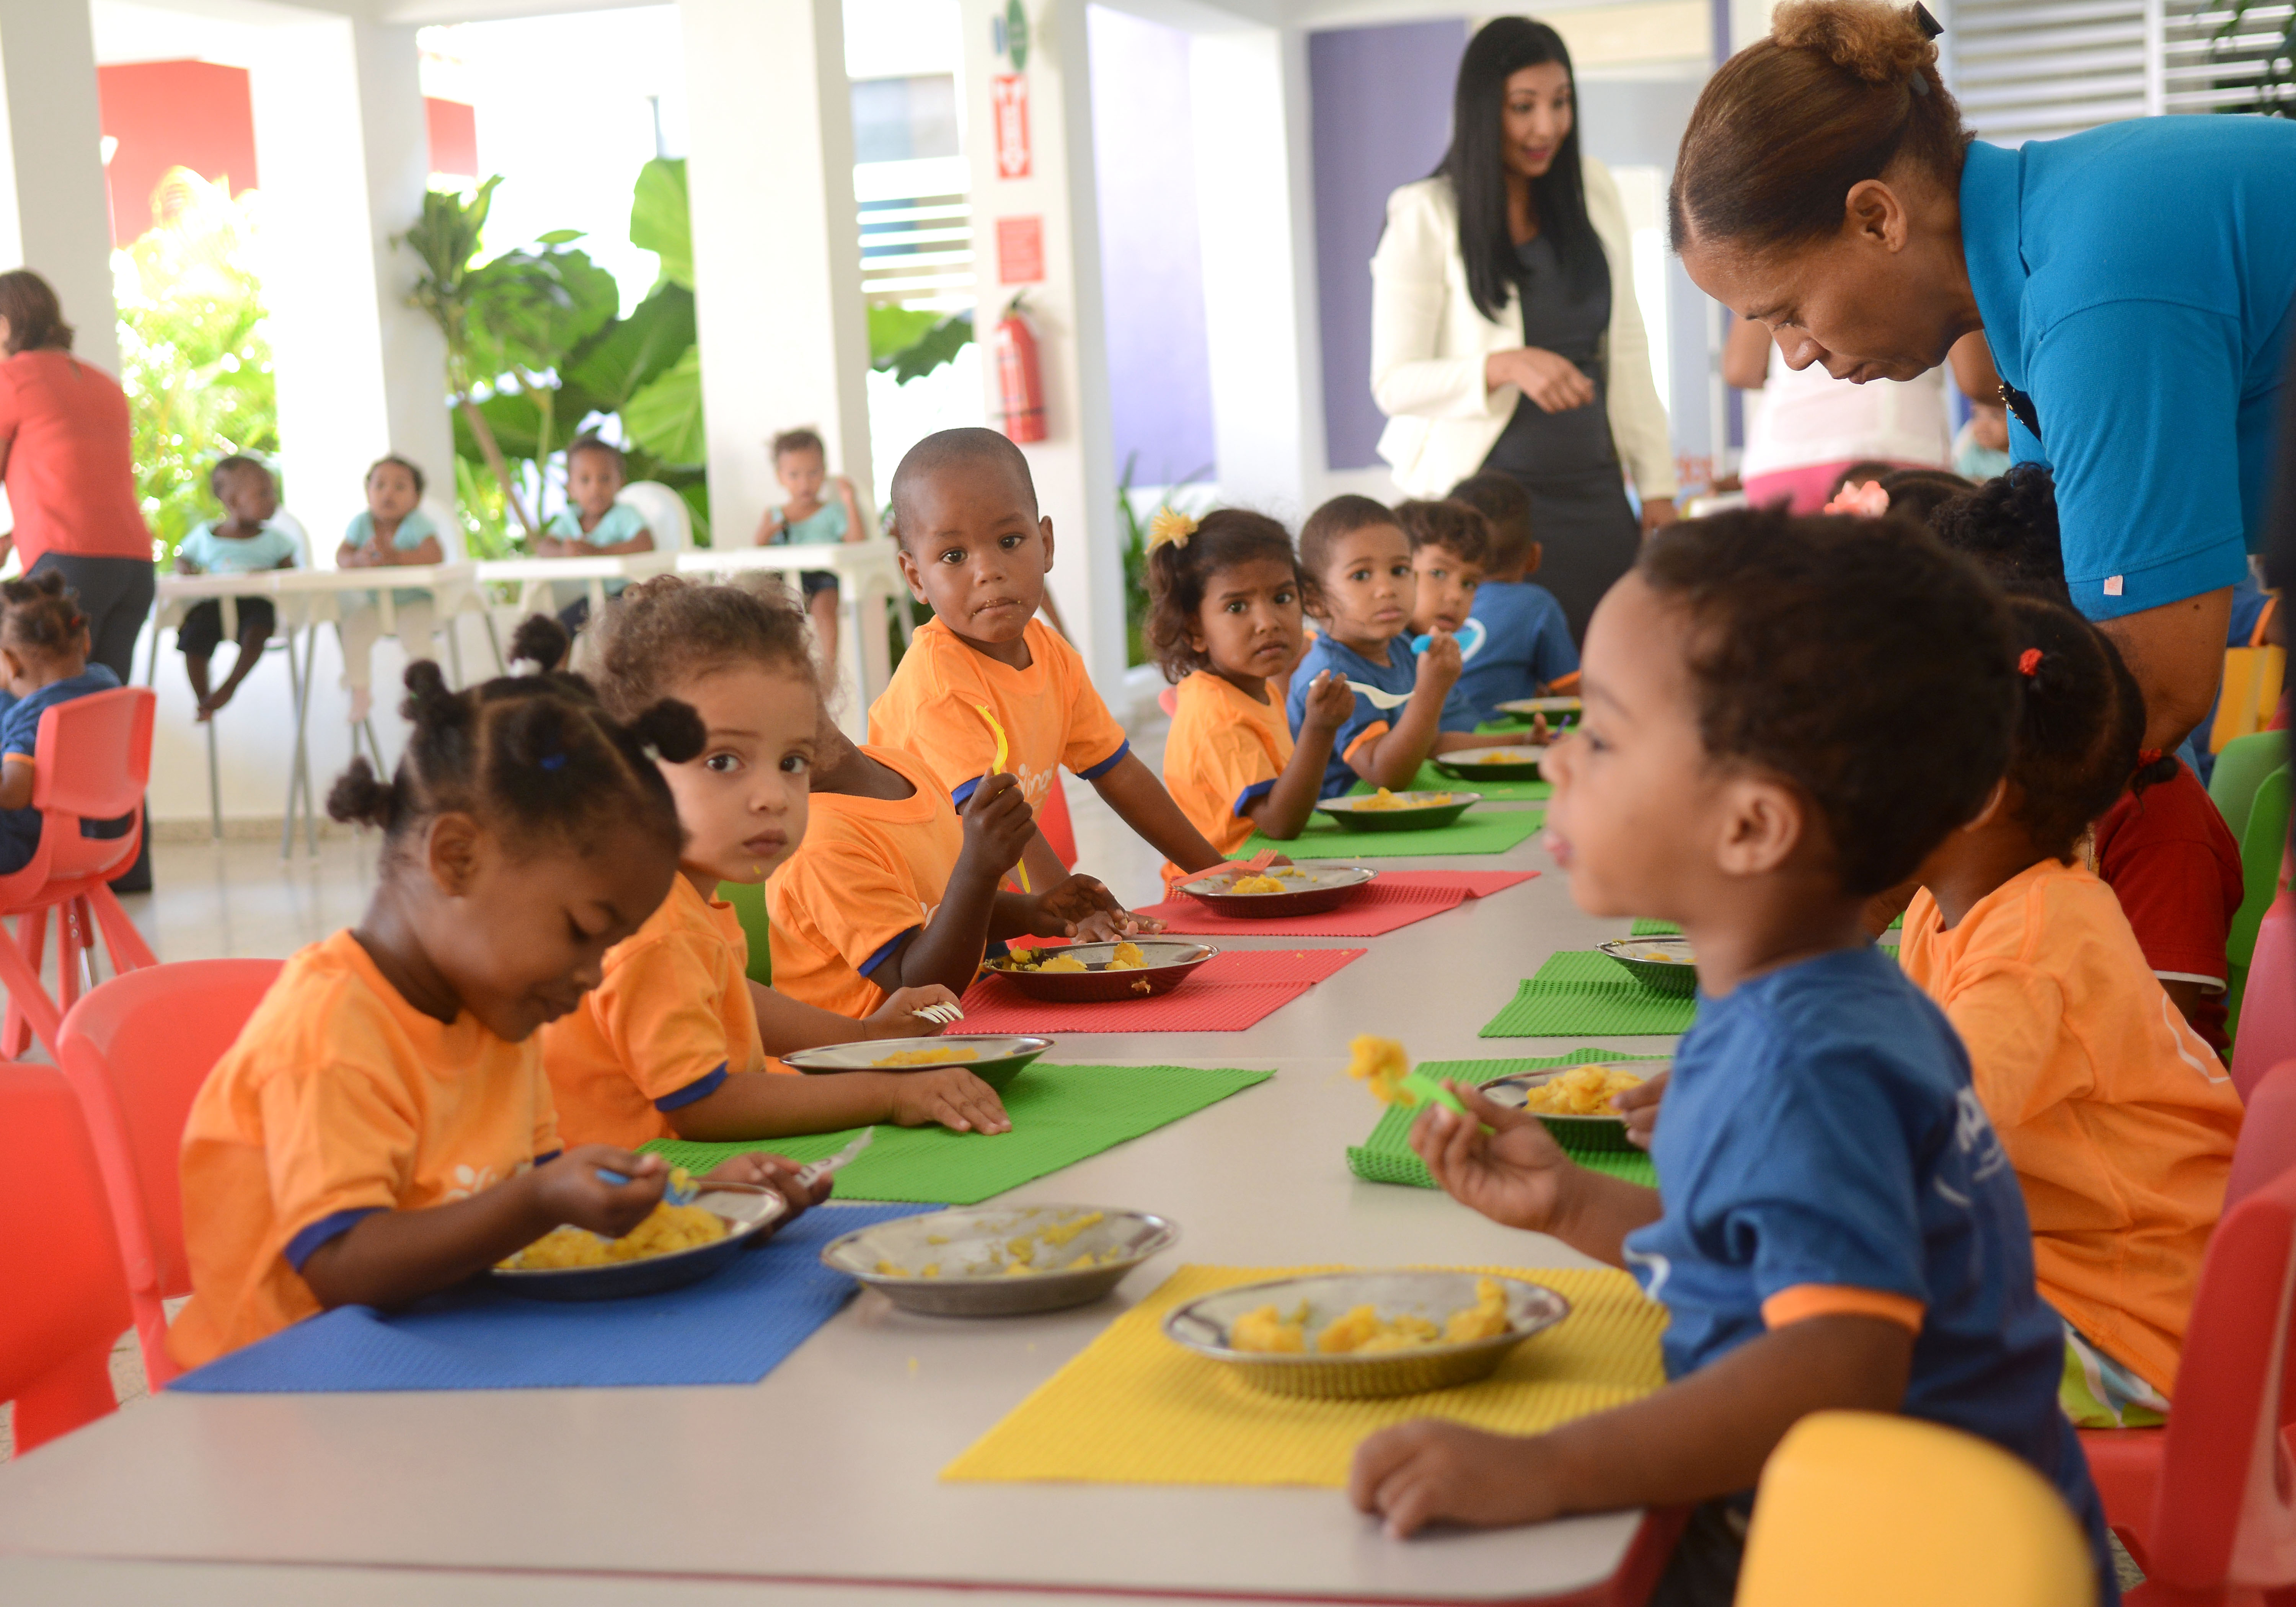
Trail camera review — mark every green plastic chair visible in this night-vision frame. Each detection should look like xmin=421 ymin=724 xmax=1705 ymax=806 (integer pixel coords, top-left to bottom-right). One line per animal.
xmin=2224 ymin=762 xmax=2289 ymax=1038
xmin=2211 ymin=731 xmax=2287 ymax=841
xmin=716 ymin=880 xmax=773 ymax=987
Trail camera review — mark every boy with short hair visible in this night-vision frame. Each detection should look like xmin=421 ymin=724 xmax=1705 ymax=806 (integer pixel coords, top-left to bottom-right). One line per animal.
xmin=1395 ymin=499 xmax=1492 ymax=735
xmin=1445 ymin=472 xmax=1578 ymax=727
xmin=869 ymin=427 xmax=1225 ymax=895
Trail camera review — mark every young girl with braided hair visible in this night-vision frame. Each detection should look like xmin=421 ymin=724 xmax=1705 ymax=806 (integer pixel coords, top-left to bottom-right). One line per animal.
xmin=169 ymin=621 xmax=826 ymax=1368
xmin=0 ymin=569 xmax=127 ymax=872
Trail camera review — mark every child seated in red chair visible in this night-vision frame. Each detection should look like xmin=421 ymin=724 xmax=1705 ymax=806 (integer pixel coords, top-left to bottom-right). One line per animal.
xmin=0 ymin=571 xmax=127 ymax=873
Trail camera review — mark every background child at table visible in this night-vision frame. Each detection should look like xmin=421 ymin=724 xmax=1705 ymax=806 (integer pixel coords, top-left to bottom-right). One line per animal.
xmin=169 ymin=639 xmax=822 ymax=1368
xmin=1899 ymin=594 xmax=2242 ymax=1428
xmin=336 ymin=453 xmax=444 ymax=726
xmin=1397 ymin=500 xmax=1489 ymax=742
xmin=1931 ymin=468 xmax=2244 ymax=1051
xmin=537 ymin=434 xmax=652 ymax=634
xmin=550 ymin=581 xmax=1008 ymax=1151
xmin=173 ymin=454 xmax=297 ymax=721
xmin=1446 ymin=472 xmax=1579 ymax=723
xmin=869 ymin=426 xmax=1225 ymax=898
xmin=0 ymin=571 xmax=127 ymax=872
xmin=1148 ymin=505 xmax=1351 ymax=872
xmin=1354 ymin=510 xmax=2111 ymax=1604
xmin=754 ymin=426 xmax=866 ymax=669
xmin=1289 ymin=494 xmax=1479 ymax=800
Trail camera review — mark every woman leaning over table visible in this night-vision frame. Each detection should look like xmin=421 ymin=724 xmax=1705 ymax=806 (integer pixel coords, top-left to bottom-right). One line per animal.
xmin=1370 ymin=17 xmax=1677 ymax=644
xmin=1672 ymin=0 xmax=2296 ymax=755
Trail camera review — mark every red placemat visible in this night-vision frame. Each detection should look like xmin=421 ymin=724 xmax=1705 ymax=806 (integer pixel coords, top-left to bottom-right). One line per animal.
xmin=1132 ymin=870 xmax=1539 ymax=938
xmin=958 ymin=946 xmax=1365 ymax=1033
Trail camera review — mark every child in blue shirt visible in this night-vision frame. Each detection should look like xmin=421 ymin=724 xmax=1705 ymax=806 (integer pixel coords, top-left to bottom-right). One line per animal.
xmin=756 ymin=426 xmax=866 ymax=668
xmin=173 ymin=455 xmax=297 ymax=721
xmin=0 ymin=572 xmax=127 ymax=873
xmin=538 ymin=434 xmax=653 ymax=632
xmin=1446 ymin=472 xmax=1578 ymax=726
xmin=1354 ymin=509 xmax=2113 ymax=1605
xmin=336 ymin=453 xmax=446 ymax=725
xmin=1287 ymin=494 xmax=1479 ymax=799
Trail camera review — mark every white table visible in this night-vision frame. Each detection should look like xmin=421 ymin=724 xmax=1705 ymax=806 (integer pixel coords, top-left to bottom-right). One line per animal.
xmin=0 ymin=814 xmax=1683 ymax=1603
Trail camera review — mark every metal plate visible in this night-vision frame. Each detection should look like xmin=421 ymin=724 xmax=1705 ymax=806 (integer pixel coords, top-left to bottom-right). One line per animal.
xmin=821 ymin=1204 xmax=1180 ymax=1316
xmin=983 ymin=940 xmax=1218 ymax=1002
xmin=1495 ymin=696 xmax=1582 ymax=725
xmin=1162 ymin=1271 xmax=1570 ymax=1398
xmin=1481 ymin=1061 xmax=1668 ymax=1153
xmin=1596 ymin=936 xmax=1698 ymax=997
xmin=1432 ymin=745 xmax=1547 ymax=782
xmin=781 ymin=1034 xmax=1053 ymax=1090
xmin=490 ymin=1187 xmax=790 ymax=1301
xmin=1177 ymin=864 xmax=1376 ymax=919
xmin=1312 ymin=791 xmax=1482 ymax=833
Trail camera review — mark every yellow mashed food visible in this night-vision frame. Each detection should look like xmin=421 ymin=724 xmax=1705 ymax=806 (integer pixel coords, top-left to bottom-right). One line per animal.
xmin=1104 ymin=941 xmax=1148 ymax=971
xmin=1036 ymin=953 xmax=1089 ymax=973
xmin=1520 ymin=1064 xmax=1644 ymax=1115
xmin=1356 ymin=789 xmax=1454 ymax=811
xmin=1228 ymin=1280 xmax=1511 ymax=1354
xmin=1040 ymin=1209 xmax=1104 ymax=1246
xmin=871 ymin=1211 xmax=1116 ymax=1279
xmin=1469 ymin=750 xmax=1534 ymax=764
xmin=1228 ymin=874 xmax=1288 ymax=895
xmin=503 ymin=1201 xmax=727 ymax=1270
xmin=872 ymin=1045 xmax=978 ymax=1067
xmin=1643 ymin=950 xmax=1692 ymax=964
xmin=1230 ymin=1303 xmax=1308 ymax=1353
xmin=1347 ymin=1034 xmax=1412 ymax=1104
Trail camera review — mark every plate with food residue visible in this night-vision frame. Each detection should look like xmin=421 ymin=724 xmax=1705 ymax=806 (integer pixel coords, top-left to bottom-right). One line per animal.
xmin=1481 ymin=1061 xmax=1665 ymax=1152
xmin=492 ymin=1180 xmax=789 ymax=1301
xmin=780 ymin=1033 xmax=1053 ymax=1090
xmin=1597 ymin=936 xmax=1698 ymax=996
xmin=1313 ymin=790 xmax=1482 ymax=833
xmin=1177 ymin=863 xmax=1376 ymax=919
xmin=1432 ymin=745 xmax=1547 ymax=782
xmin=983 ymin=940 xmax=1218 ymax=1002
xmin=1495 ymin=695 xmax=1582 ymax=726
xmin=822 ymin=1204 xmax=1180 ymax=1315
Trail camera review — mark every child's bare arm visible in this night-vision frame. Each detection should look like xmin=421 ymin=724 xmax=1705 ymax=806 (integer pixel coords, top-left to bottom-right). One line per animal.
xmin=0 ymin=756 xmax=34 ymax=811
xmin=298 ymin=1144 xmax=669 ymax=1310
xmin=747 ymin=976 xmax=960 ymax=1051
xmin=837 ymin=477 xmax=866 ymax=541
xmin=1250 ymin=670 xmax=1348 ymax=840
xmin=585 ymin=526 xmax=654 ymax=557
xmin=1410 ymin=1084 xmax=1662 ymax=1265
xmin=1090 ymin=751 xmax=1225 ymax=874
xmin=872 ymin=773 xmax=1032 ymax=995
xmin=665 ymin=1063 xmax=1009 ymax=1139
xmin=1351 ymin=636 xmax=1463 ymax=789
xmin=1350 ymin=1314 xmax=1915 ymax=1535
xmin=393 ymin=535 xmax=445 ymax=566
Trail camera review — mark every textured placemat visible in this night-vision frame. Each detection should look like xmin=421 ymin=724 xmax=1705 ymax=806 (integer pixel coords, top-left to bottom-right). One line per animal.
xmin=171 ymin=1203 xmax=921 ymax=1392
xmin=1480 ymin=951 xmax=1698 ymax=1038
xmin=1242 ymin=809 xmax=1544 ymax=860
xmin=1353 ymin=762 xmax=1551 ymax=803
xmin=646 ymin=1064 xmax=1273 ymax=1203
xmin=1347 ymin=1053 xmax=1668 ymax=1191
xmin=941 ymin=1262 xmax=1665 ymax=1486
xmin=1134 ymin=870 xmax=1538 ymax=938
xmin=955 ymin=947 xmax=1364 ymax=1034
xmin=1631 ymin=917 xmax=1898 ymax=940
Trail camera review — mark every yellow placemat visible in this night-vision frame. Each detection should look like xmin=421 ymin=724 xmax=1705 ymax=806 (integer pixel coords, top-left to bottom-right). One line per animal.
xmin=942 ymin=1262 xmax=1665 ymax=1487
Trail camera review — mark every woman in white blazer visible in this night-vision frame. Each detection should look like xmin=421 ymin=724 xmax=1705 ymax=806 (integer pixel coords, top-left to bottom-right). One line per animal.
xmin=1370 ymin=18 xmax=1676 ymax=640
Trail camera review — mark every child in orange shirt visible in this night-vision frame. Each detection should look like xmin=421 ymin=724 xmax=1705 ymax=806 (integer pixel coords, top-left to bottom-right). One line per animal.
xmin=1145 ymin=507 xmax=1351 ymax=876
xmin=1900 ymin=595 xmax=2243 ymax=1426
xmin=544 ymin=579 xmax=1011 ymax=1152
xmin=170 ymin=628 xmax=823 ymax=1367
xmin=869 ymin=427 xmax=1227 ymax=897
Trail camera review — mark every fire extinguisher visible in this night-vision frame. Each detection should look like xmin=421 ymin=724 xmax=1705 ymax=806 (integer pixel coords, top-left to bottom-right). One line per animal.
xmin=992 ymin=293 xmax=1047 ymax=444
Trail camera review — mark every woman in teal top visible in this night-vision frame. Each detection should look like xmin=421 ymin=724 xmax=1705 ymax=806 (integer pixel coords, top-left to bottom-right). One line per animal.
xmin=1669 ymin=0 xmax=2296 ymax=754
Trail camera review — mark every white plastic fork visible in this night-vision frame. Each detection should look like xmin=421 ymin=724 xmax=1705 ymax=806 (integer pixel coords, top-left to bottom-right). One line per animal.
xmin=913 ymin=1001 xmax=965 ymax=1026
xmin=795 ymin=1127 xmax=875 ymax=1190
xmin=1345 ymin=681 xmax=1410 ymax=711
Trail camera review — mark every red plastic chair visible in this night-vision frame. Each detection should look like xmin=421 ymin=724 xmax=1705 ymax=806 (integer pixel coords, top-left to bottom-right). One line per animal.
xmin=2233 ymin=891 xmax=2296 ymax=1101
xmin=1157 ymin=685 xmax=1178 ymax=718
xmin=56 ymin=958 xmax=282 ymax=1390
xmin=0 ymin=687 xmax=158 ymax=1060
xmin=1037 ymin=773 xmax=1079 ymax=869
xmin=0 ymin=1060 xmax=130 ymax=1452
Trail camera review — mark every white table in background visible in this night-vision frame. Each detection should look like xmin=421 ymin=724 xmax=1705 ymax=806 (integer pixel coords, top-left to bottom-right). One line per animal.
xmin=472 ymin=551 xmax=682 ymax=632
xmin=0 ymin=830 xmax=1681 ymax=1605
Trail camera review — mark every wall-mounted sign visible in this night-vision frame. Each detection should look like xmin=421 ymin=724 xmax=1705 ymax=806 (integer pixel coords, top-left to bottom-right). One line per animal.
xmin=996 ymin=215 xmax=1044 ymax=285
xmin=991 ymin=73 xmax=1031 ymax=179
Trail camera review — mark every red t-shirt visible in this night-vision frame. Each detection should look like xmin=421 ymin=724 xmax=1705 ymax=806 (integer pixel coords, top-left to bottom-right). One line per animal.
xmin=0 ymin=349 xmax=153 ymax=571
xmin=2094 ymin=761 xmax=2244 ymax=1053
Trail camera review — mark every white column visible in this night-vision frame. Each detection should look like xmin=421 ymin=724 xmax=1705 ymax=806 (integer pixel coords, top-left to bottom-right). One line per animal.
xmin=680 ymin=0 xmax=873 ymax=551
xmin=959 ymin=0 xmax=1126 ymax=694
xmin=0 ymin=0 xmax=119 ymax=376
xmin=249 ymin=17 xmax=453 ymax=556
xmin=1190 ymin=24 xmax=1324 ymax=523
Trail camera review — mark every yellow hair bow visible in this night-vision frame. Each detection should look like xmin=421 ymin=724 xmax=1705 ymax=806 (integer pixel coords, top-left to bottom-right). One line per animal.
xmin=1147 ymin=507 xmax=1197 ymax=552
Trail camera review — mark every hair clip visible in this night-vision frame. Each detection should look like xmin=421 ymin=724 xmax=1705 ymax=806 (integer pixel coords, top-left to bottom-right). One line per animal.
xmin=1147 ymin=507 xmax=1197 ymax=553
xmin=1911 ymin=2 xmax=1944 ymax=39
xmin=539 ymin=753 xmax=568 ymax=771
xmin=2138 ymin=748 xmax=2165 ymax=767
xmin=2017 ymin=648 xmax=2043 ymax=678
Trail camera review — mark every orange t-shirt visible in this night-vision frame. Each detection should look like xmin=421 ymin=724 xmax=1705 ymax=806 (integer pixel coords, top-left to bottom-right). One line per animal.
xmin=169 ymin=931 xmax=560 ymax=1368
xmin=769 ymin=744 xmax=967 ymax=1019
xmin=541 ymin=875 xmax=770 ymax=1150
xmin=868 ymin=617 xmax=1129 ymax=816
xmin=1900 ymin=860 xmax=2243 ymax=1396
xmin=0 ymin=350 xmax=155 ymax=571
xmin=1161 ymin=670 xmax=1292 ymax=878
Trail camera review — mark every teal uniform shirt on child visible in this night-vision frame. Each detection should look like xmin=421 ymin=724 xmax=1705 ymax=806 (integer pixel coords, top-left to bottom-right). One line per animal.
xmin=1958 ymin=116 xmax=2296 ymax=621
xmin=342 ymin=507 xmax=440 ymax=609
xmin=177 ymin=521 xmax=298 ymax=575
xmin=0 ymin=664 xmax=125 ymax=873
xmin=543 ymin=502 xmax=647 ymax=607
xmin=773 ymin=501 xmax=848 ymax=544
xmin=1288 ymin=634 xmax=1415 ymax=799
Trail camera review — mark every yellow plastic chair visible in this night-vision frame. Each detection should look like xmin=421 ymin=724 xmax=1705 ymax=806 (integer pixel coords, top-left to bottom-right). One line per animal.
xmin=2210 ymin=598 xmax=2282 ymax=754
xmin=1736 ymin=1412 xmax=2096 ymax=1607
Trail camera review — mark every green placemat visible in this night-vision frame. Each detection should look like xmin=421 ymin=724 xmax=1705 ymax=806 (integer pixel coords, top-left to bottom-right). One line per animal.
xmin=1346 ymin=1051 xmax=1666 ymax=1190
xmin=1353 ymin=762 xmax=1550 ymax=803
xmin=644 ymin=1064 xmax=1271 ymax=1205
xmin=1243 ymin=808 xmax=1544 ymax=860
xmin=1480 ymin=950 xmax=1698 ymax=1037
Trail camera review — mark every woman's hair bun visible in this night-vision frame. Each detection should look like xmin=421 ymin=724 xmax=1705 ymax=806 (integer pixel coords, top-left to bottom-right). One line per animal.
xmin=509 ymin=613 xmax=571 ymax=672
xmin=326 ymin=755 xmax=396 ymax=829
xmin=629 ymin=698 xmax=706 ymax=765
xmin=1771 ymin=0 xmax=1936 ymax=83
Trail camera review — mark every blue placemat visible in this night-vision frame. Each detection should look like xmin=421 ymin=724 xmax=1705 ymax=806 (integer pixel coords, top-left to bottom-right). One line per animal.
xmin=171 ymin=1202 xmax=921 ymax=1393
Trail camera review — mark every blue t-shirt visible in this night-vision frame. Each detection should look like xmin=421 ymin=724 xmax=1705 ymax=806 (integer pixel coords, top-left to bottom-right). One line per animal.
xmin=0 ymin=665 xmax=124 ymax=874
xmin=1959 ymin=119 xmax=2296 ymax=621
xmin=1624 ymin=946 xmax=2114 ymax=1599
xmin=1288 ymin=633 xmax=1415 ymax=800
xmin=1445 ymin=580 xmax=1578 ymax=729
xmin=176 ymin=520 xmax=298 ymax=577
xmin=774 ymin=500 xmax=849 ymax=546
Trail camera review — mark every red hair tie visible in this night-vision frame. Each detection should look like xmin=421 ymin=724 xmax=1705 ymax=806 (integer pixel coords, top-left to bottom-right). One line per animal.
xmin=2138 ymin=748 xmax=2165 ymax=767
xmin=2016 ymin=648 xmax=2043 ymax=677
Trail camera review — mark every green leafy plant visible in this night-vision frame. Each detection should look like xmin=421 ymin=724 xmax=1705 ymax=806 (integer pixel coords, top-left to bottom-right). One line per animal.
xmin=869 ymin=305 xmax=973 ymax=384
xmin=1115 ymin=452 xmax=1212 ymax=668
xmin=2211 ymin=0 xmax=2296 ymax=114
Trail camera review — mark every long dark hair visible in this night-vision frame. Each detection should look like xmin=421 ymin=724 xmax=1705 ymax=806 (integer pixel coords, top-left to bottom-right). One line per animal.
xmin=0 ymin=270 xmax=72 ymax=356
xmin=1433 ymin=18 xmax=1605 ymax=323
